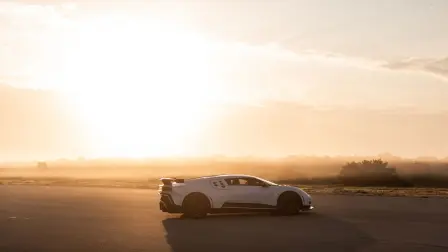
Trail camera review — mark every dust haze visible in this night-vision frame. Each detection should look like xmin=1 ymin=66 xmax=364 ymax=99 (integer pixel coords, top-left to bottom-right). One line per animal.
xmin=1 ymin=155 xmax=448 ymax=188
xmin=1 ymin=85 xmax=448 ymax=187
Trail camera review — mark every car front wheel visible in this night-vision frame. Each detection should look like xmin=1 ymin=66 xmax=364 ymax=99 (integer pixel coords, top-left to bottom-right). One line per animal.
xmin=276 ymin=192 xmax=303 ymax=216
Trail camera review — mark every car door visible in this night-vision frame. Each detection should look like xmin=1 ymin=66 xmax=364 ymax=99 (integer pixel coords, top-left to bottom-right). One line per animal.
xmin=224 ymin=177 xmax=273 ymax=207
xmin=240 ymin=177 xmax=274 ymax=206
xmin=222 ymin=177 xmax=245 ymax=206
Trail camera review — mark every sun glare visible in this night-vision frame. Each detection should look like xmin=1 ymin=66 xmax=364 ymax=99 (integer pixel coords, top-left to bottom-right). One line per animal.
xmin=52 ymin=15 xmax=220 ymax=157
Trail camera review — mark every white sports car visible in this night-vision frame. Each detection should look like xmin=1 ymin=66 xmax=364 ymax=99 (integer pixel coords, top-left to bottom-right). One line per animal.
xmin=158 ymin=174 xmax=313 ymax=218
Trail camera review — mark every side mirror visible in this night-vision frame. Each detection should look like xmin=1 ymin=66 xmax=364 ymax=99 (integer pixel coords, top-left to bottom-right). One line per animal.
xmin=261 ymin=183 xmax=270 ymax=188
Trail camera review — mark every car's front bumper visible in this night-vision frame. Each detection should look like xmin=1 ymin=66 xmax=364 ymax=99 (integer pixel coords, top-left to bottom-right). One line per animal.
xmin=301 ymin=205 xmax=314 ymax=211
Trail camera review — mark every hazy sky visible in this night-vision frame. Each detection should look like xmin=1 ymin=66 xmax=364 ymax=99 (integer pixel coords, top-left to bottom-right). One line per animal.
xmin=1 ymin=0 xmax=448 ymax=109
xmin=1 ymin=0 xmax=448 ymax=160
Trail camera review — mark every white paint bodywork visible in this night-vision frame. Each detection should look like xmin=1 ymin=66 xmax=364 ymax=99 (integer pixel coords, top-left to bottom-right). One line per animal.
xmin=162 ymin=174 xmax=312 ymax=209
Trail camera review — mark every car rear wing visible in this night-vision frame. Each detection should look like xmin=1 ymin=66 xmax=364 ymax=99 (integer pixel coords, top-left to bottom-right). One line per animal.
xmin=158 ymin=178 xmax=185 ymax=193
xmin=159 ymin=177 xmax=185 ymax=185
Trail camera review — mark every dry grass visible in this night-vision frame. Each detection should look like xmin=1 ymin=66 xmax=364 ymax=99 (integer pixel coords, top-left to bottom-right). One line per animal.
xmin=1 ymin=176 xmax=448 ymax=198
xmin=0 ymin=177 xmax=156 ymax=189
xmin=297 ymin=185 xmax=448 ymax=198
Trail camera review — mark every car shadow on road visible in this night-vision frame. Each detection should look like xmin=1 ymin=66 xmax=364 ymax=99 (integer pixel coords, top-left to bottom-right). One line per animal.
xmin=162 ymin=211 xmax=375 ymax=252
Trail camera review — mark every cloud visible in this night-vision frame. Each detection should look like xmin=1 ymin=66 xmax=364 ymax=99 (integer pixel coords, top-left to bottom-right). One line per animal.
xmin=382 ymin=57 xmax=448 ymax=81
xmin=258 ymin=43 xmax=448 ymax=81
xmin=1 ymin=1 xmax=447 ymax=90
xmin=234 ymin=35 xmax=448 ymax=82
xmin=0 ymin=2 xmax=66 ymax=28
xmin=295 ymin=49 xmax=382 ymax=70
xmin=255 ymin=43 xmax=448 ymax=82
xmin=0 ymin=2 xmax=78 ymax=86
xmin=214 ymin=41 xmax=383 ymax=73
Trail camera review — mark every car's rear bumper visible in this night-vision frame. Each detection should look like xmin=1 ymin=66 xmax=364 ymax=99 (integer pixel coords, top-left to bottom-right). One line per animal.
xmin=159 ymin=194 xmax=182 ymax=213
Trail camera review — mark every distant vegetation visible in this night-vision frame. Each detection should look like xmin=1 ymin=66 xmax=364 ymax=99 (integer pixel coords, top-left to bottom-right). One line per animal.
xmin=37 ymin=162 xmax=48 ymax=170
xmin=1 ymin=155 xmax=448 ymax=188
xmin=339 ymin=159 xmax=405 ymax=186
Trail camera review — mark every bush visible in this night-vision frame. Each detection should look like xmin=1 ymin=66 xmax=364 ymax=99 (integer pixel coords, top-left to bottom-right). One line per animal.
xmin=339 ymin=159 xmax=409 ymax=186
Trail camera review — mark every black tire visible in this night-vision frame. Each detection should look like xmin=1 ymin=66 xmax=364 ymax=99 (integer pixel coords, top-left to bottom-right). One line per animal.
xmin=182 ymin=193 xmax=210 ymax=219
xmin=276 ymin=192 xmax=303 ymax=216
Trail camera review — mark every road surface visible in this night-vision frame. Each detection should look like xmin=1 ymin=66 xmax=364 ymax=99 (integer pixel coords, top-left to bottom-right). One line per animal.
xmin=1 ymin=185 xmax=448 ymax=252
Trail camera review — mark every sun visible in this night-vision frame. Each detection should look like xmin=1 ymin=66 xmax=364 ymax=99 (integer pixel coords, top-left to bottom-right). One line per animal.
xmin=53 ymin=15 xmax=220 ymax=158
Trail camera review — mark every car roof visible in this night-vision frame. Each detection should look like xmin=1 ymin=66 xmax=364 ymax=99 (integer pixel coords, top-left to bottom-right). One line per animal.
xmin=190 ymin=174 xmax=255 ymax=180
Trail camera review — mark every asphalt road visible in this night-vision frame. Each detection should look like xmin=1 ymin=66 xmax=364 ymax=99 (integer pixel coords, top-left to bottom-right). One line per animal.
xmin=1 ymin=186 xmax=448 ymax=252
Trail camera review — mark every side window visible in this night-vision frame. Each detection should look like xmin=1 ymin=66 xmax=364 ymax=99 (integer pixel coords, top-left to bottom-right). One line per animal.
xmin=225 ymin=178 xmax=265 ymax=186
xmin=246 ymin=178 xmax=265 ymax=186
xmin=224 ymin=178 xmax=237 ymax=186
xmin=225 ymin=178 xmax=245 ymax=186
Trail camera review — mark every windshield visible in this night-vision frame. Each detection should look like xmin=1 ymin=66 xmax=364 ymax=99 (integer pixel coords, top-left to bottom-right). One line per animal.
xmin=256 ymin=177 xmax=278 ymax=186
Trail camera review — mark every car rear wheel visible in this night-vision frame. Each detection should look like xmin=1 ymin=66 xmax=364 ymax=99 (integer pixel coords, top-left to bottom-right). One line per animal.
xmin=182 ymin=193 xmax=210 ymax=219
xmin=276 ymin=192 xmax=302 ymax=216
